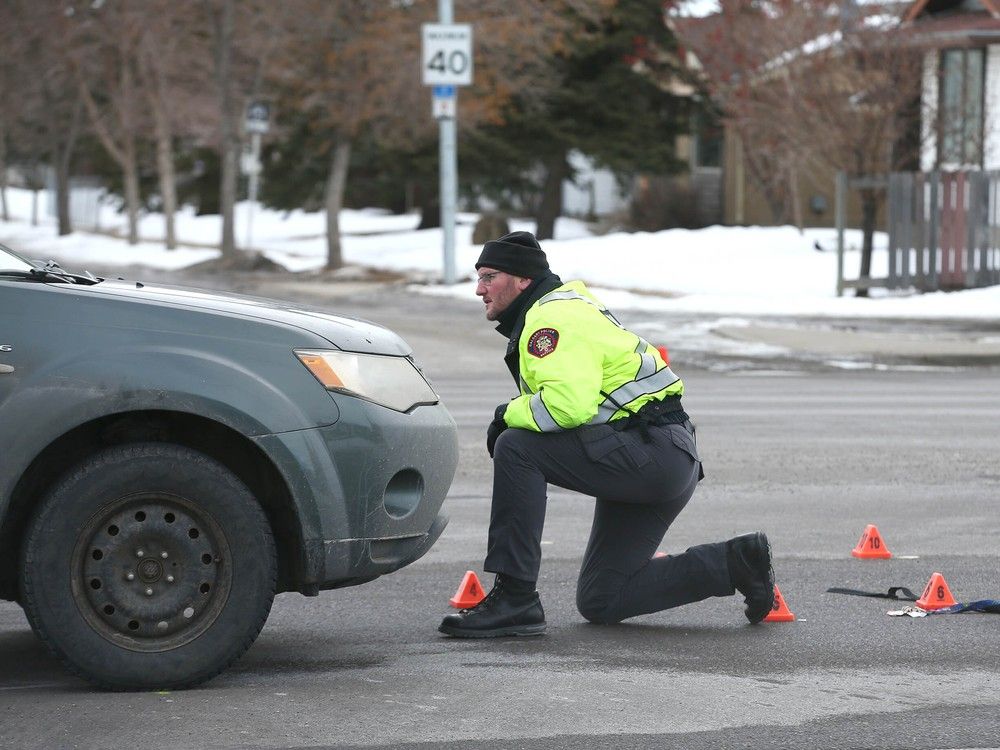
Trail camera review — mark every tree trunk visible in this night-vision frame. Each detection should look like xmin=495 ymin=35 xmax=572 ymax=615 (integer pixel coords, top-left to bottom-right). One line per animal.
xmin=0 ymin=119 xmax=8 ymax=222
xmin=123 ymin=135 xmax=141 ymax=245
xmin=143 ymin=47 xmax=178 ymax=250
xmin=325 ymin=139 xmax=352 ymax=270
xmin=215 ymin=0 xmax=238 ymax=258
xmin=153 ymin=122 xmax=177 ymax=249
xmin=416 ymin=178 xmax=440 ymax=229
xmin=54 ymin=96 xmax=84 ymax=236
xmin=788 ymin=159 xmax=803 ymax=231
xmin=55 ymin=158 xmax=72 ymax=236
xmin=220 ymin=137 xmax=238 ymax=254
xmin=535 ymin=152 xmax=568 ymax=241
xmin=856 ymin=188 xmax=879 ymax=298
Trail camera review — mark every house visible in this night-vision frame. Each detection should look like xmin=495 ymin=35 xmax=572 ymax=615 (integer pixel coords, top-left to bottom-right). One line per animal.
xmin=903 ymin=0 xmax=1000 ymax=171
xmin=886 ymin=0 xmax=1000 ymax=291
xmin=667 ymin=1 xmax=945 ymax=230
xmin=668 ymin=0 xmax=1000 ymax=227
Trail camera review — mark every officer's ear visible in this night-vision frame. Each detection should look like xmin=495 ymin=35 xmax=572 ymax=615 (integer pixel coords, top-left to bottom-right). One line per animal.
xmin=515 ymin=276 xmax=533 ymax=292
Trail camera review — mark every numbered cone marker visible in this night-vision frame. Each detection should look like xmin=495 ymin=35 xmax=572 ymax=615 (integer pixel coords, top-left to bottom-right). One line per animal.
xmin=851 ymin=524 xmax=892 ymax=559
xmin=915 ymin=572 xmax=957 ymax=611
xmin=763 ymin=585 xmax=795 ymax=622
xmin=449 ymin=570 xmax=486 ymax=609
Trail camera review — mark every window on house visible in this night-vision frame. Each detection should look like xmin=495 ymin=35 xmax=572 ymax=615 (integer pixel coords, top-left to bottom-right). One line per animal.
xmin=693 ymin=111 xmax=722 ymax=170
xmin=938 ymin=47 xmax=985 ymax=167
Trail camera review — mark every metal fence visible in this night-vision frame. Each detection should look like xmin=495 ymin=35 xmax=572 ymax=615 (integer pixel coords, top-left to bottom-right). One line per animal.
xmin=885 ymin=170 xmax=1000 ymax=292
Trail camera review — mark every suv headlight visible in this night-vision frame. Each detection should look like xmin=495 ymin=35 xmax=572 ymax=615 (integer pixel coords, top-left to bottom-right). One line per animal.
xmin=295 ymin=349 xmax=439 ymax=413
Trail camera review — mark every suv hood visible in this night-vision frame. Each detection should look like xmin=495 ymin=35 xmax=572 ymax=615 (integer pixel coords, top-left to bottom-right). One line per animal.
xmin=79 ymin=279 xmax=411 ymax=356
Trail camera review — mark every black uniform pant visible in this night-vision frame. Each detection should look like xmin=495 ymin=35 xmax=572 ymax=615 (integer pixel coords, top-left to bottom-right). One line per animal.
xmin=485 ymin=420 xmax=735 ymax=624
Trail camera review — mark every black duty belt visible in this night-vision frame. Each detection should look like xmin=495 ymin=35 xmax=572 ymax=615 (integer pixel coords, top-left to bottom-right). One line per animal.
xmin=610 ymin=396 xmax=689 ymax=434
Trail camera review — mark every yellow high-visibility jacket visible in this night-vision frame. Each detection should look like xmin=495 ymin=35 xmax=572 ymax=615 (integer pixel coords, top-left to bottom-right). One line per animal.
xmin=502 ymin=280 xmax=682 ymax=432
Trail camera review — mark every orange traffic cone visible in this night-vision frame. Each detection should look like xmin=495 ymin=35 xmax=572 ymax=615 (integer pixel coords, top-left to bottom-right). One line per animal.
xmin=763 ymin=585 xmax=795 ymax=622
xmin=915 ymin=572 xmax=957 ymax=611
xmin=851 ymin=524 xmax=892 ymax=559
xmin=449 ymin=570 xmax=486 ymax=609
xmin=657 ymin=345 xmax=671 ymax=366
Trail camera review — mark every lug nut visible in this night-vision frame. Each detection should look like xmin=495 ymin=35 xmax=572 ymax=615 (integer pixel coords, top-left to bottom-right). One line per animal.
xmin=126 ymin=572 xmax=136 ymax=581
xmin=136 ymin=549 xmax=145 ymax=558
xmin=161 ymin=551 xmax=169 ymax=559
xmin=145 ymin=588 xmax=154 ymax=596
xmin=166 ymin=575 xmax=175 ymax=583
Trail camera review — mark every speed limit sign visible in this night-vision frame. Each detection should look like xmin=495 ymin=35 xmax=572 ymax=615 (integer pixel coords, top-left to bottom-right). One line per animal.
xmin=421 ymin=24 xmax=473 ymax=86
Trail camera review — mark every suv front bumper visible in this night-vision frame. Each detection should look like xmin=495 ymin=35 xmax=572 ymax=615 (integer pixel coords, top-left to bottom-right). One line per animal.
xmin=319 ymin=511 xmax=448 ymax=590
xmin=254 ymin=397 xmax=458 ymax=591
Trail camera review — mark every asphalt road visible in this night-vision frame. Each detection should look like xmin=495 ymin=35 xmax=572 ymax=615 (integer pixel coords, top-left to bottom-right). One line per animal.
xmin=2 ymin=277 xmax=999 ymax=749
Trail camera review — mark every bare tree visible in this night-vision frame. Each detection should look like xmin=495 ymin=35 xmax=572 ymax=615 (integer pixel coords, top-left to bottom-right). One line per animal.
xmin=0 ymin=2 xmax=22 ymax=222
xmin=68 ymin=1 xmax=150 ymax=244
xmin=0 ymin=9 xmax=10 ymax=222
xmin=270 ymin=1 xmax=441 ymax=269
xmin=126 ymin=0 xmax=217 ymax=251
xmin=670 ymin=1 xmax=814 ymax=224
xmin=203 ymin=0 xmax=283 ymax=262
xmin=673 ymin=0 xmax=923 ymax=293
xmin=268 ymin=0 xmax=604 ymax=268
xmin=0 ymin=93 xmax=9 ymax=222
xmin=209 ymin=0 xmax=240 ymax=259
xmin=10 ymin=1 xmax=87 ymax=236
xmin=135 ymin=2 xmax=190 ymax=249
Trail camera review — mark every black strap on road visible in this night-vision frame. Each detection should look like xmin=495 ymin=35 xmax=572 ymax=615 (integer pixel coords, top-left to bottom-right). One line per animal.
xmin=826 ymin=586 xmax=919 ymax=601
xmin=827 ymin=586 xmax=1000 ymax=613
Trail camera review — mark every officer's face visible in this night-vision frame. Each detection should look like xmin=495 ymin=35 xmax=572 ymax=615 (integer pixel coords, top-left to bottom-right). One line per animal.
xmin=476 ymin=267 xmax=532 ymax=321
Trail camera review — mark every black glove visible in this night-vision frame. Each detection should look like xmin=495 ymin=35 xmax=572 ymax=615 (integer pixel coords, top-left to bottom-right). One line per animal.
xmin=486 ymin=403 xmax=508 ymax=458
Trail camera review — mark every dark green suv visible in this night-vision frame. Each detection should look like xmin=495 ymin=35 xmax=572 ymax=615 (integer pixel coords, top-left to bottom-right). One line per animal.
xmin=0 ymin=243 xmax=457 ymax=690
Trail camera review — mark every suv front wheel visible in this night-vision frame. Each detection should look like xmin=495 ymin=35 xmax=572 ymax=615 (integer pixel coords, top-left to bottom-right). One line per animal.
xmin=20 ymin=442 xmax=277 ymax=690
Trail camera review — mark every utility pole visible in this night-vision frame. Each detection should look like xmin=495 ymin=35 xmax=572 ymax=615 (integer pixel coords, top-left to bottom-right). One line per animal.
xmin=422 ymin=1 xmax=473 ymax=284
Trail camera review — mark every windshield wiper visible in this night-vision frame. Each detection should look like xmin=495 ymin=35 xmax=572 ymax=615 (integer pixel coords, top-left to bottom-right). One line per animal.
xmin=0 ymin=268 xmax=71 ymax=283
xmin=37 ymin=259 xmax=102 ymax=284
xmin=0 ymin=259 xmax=103 ymax=285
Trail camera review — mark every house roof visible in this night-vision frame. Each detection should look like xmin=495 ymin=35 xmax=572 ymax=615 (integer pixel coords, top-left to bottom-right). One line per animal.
xmin=669 ymin=3 xmax=907 ymax=86
xmin=904 ymin=0 xmax=1000 ymax=22
xmin=900 ymin=2 xmax=1000 ymax=45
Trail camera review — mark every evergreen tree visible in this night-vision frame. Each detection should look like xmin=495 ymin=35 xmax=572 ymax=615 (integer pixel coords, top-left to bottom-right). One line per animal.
xmin=468 ymin=0 xmax=690 ymax=239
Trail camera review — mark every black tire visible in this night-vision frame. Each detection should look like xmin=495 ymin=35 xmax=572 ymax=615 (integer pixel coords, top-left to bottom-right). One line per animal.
xmin=19 ymin=442 xmax=277 ymax=690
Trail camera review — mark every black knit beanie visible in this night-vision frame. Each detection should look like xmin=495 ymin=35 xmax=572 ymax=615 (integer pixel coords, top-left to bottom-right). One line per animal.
xmin=475 ymin=231 xmax=550 ymax=279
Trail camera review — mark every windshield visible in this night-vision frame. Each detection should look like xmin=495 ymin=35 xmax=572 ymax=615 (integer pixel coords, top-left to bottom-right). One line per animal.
xmin=0 ymin=243 xmax=35 ymax=273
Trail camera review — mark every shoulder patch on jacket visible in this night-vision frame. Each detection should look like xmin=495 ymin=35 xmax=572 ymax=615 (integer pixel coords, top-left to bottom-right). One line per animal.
xmin=527 ymin=328 xmax=559 ymax=358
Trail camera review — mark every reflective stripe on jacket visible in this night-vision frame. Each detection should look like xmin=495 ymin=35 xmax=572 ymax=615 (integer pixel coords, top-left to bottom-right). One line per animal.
xmin=502 ymin=280 xmax=682 ymax=432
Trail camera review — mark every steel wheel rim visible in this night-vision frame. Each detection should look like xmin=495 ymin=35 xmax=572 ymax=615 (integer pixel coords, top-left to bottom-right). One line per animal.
xmin=71 ymin=492 xmax=233 ymax=653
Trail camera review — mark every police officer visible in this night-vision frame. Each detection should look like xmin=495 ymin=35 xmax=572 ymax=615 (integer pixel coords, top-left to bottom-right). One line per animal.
xmin=439 ymin=231 xmax=775 ymax=638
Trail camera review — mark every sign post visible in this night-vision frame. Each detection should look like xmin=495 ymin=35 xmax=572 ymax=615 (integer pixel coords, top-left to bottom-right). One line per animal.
xmin=242 ymin=101 xmax=270 ymax=252
xmin=422 ymin=3 xmax=472 ymax=285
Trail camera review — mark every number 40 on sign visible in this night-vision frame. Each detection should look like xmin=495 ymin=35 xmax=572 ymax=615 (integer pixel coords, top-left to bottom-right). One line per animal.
xmin=422 ymin=24 xmax=473 ymax=87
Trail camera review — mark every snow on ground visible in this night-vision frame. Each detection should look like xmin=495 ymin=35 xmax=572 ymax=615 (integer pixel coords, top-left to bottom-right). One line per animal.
xmin=1 ymin=186 xmax=997 ymax=321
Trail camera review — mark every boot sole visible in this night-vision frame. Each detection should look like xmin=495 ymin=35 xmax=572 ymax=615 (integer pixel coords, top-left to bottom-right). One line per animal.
xmin=438 ymin=622 xmax=547 ymax=638
xmin=745 ymin=533 xmax=775 ymax=625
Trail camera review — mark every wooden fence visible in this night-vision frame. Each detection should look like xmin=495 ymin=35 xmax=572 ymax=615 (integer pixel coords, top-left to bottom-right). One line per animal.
xmin=837 ymin=170 xmax=1000 ymax=294
xmin=887 ymin=170 xmax=1000 ymax=291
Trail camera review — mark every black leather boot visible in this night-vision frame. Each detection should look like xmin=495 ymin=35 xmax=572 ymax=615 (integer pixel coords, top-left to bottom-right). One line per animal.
xmin=439 ymin=576 xmax=546 ymax=638
xmin=726 ymin=532 xmax=774 ymax=624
